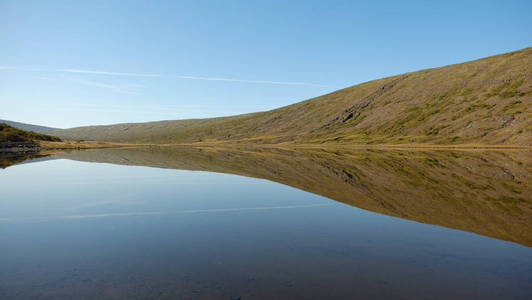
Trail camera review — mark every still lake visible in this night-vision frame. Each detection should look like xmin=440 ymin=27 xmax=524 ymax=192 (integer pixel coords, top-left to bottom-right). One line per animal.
xmin=1 ymin=147 xmax=531 ymax=299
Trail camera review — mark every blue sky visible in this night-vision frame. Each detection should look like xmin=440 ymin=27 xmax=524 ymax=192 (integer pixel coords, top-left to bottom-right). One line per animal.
xmin=1 ymin=0 xmax=531 ymax=128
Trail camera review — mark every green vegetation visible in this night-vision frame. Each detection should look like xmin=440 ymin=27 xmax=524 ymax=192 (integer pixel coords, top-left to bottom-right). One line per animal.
xmin=503 ymin=100 xmax=523 ymax=112
xmin=487 ymin=80 xmax=526 ymax=98
xmin=0 ymin=123 xmax=61 ymax=143
xmin=50 ymin=47 xmax=532 ymax=146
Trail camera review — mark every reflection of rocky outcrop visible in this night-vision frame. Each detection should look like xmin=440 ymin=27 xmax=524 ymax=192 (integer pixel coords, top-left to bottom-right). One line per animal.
xmin=53 ymin=147 xmax=532 ymax=246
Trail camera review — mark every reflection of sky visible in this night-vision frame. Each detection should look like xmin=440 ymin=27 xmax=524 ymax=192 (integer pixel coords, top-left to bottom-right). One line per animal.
xmin=0 ymin=159 xmax=329 ymax=219
xmin=1 ymin=157 xmax=530 ymax=253
xmin=1 ymin=158 xmax=532 ymax=298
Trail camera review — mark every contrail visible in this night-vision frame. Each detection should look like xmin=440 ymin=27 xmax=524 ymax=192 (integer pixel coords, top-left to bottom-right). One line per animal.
xmin=2 ymin=67 xmax=332 ymax=87
xmin=57 ymin=69 xmax=163 ymax=78
xmin=174 ymin=75 xmax=331 ymax=87
xmin=57 ymin=68 xmax=331 ymax=87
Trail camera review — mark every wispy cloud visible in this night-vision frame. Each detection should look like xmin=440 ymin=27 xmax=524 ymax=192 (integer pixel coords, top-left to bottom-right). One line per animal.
xmin=3 ymin=66 xmax=332 ymax=87
xmin=58 ymin=68 xmax=331 ymax=87
xmin=174 ymin=75 xmax=330 ymax=87
xmin=58 ymin=69 xmax=163 ymax=78
xmin=66 ymin=78 xmax=143 ymax=94
xmin=0 ymin=66 xmax=17 ymax=70
xmin=40 ymin=76 xmax=143 ymax=94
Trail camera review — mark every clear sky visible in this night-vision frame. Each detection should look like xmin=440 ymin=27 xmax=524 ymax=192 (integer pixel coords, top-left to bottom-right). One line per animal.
xmin=1 ymin=0 xmax=531 ymax=128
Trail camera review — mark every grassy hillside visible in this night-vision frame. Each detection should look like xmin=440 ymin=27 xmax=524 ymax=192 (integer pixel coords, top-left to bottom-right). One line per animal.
xmin=52 ymin=47 xmax=532 ymax=146
xmin=0 ymin=123 xmax=61 ymax=143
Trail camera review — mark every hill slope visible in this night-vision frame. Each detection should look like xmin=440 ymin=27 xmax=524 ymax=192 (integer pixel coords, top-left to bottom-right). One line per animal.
xmin=0 ymin=120 xmax=59 ymax=133
xmin=0 ymin=123 xmax=61 ymax=143
xmin=51 ymin=48 xmax=532 ymax=146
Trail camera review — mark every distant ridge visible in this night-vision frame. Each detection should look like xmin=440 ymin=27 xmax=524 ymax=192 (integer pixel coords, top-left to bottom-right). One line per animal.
xmin=51 ymin=47 xmax=532 ymax=146
xmin=0 ymin=120 xmax=59 ymax=134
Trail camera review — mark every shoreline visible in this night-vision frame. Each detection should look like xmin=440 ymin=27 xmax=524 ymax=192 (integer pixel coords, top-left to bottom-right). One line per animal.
xmin=145 ymin=142 xmax=532 ymax=150
xmin=1 ymin=140 xmax=530 ymax=155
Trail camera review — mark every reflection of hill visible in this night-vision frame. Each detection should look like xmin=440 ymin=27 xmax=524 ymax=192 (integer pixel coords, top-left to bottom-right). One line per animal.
xmin=0 ymin=152 xmax=50 ymax=169
xmin=54 ymin=146 xmax=532 ymax=246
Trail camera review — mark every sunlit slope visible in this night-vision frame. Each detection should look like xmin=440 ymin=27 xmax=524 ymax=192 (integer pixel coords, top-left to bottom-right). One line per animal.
xmin=52 ymin=47 xmax=532 ymax=145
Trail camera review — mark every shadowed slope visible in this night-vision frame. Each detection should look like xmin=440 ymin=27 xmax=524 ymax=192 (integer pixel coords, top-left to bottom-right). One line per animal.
xmin=51 ymin=48 xmax=532 ymax=146
xmin=53 ymin=146 xmax=532 ymax=246
xmin=0 ymin=123 xmax=61 ymax=143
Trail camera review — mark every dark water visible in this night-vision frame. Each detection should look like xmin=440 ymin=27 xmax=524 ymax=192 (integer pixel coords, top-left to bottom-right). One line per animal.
xmin=1 ymin=147 xmax=531 ymax=299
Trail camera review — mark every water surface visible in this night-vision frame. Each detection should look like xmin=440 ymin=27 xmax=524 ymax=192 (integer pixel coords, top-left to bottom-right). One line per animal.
xmin=1 ymin=147 xmax=531 ymax=299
